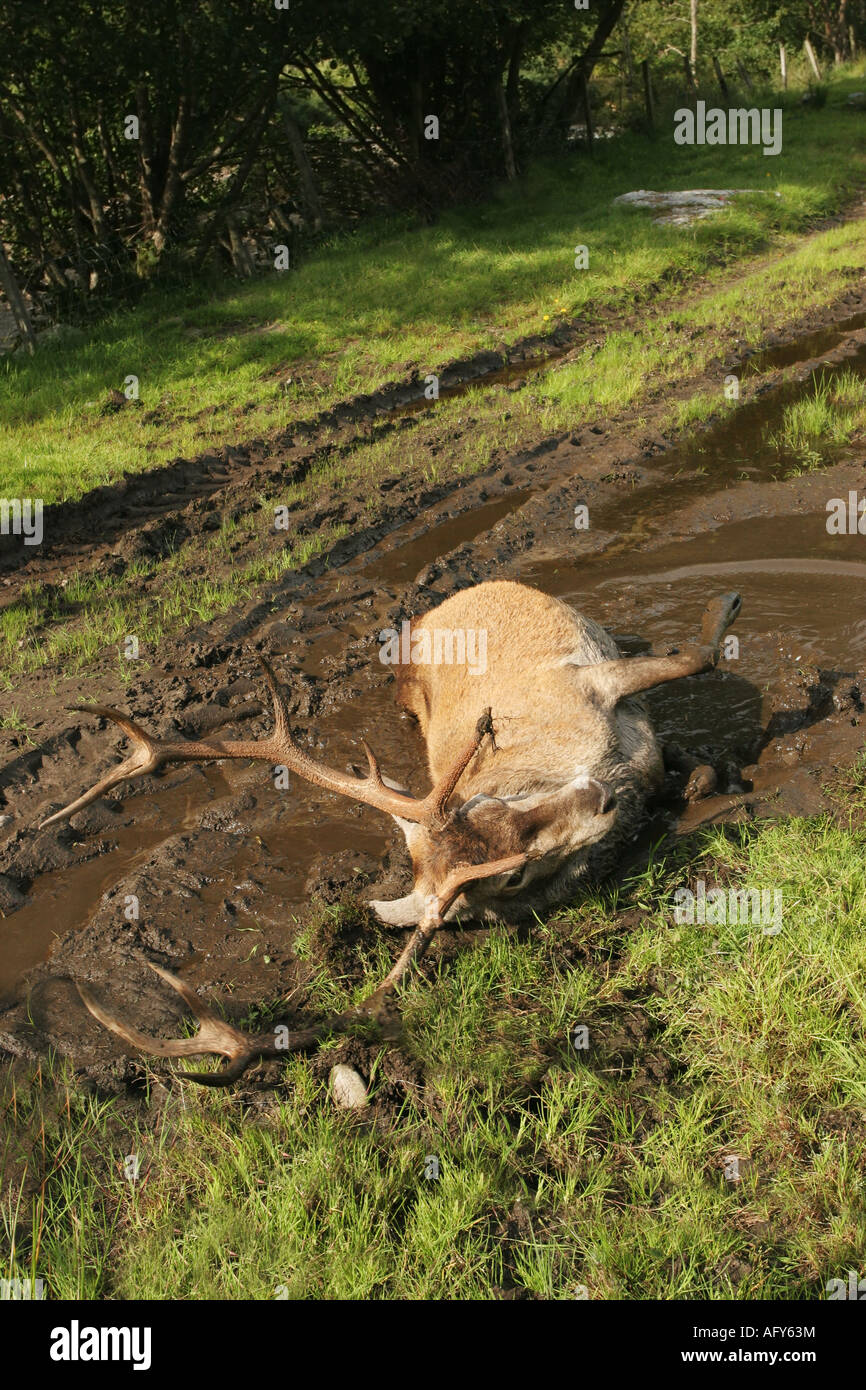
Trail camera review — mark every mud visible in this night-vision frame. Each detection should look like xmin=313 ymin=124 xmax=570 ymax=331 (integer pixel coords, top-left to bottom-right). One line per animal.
xmin=2 ymin=272 xmax=866 ymax=1084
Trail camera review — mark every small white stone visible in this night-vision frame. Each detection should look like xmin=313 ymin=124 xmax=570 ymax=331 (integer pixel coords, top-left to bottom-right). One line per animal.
xmin=329 ymin=1064 xmax=368 ymax=1109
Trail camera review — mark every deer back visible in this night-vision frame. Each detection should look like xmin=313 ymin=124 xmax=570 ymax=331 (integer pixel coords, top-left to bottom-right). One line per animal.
xmin=397 ymin=579 xmax=663 ymax=807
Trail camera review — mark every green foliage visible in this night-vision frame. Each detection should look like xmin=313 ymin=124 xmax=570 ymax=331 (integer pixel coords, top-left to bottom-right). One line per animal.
xmin=0 ymin=0 xmax=623 ymax=301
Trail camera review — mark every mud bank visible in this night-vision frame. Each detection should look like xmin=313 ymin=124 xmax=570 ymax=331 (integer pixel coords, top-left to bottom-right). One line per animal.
xmin=2 ymin=286 xmax=866 ymax=1083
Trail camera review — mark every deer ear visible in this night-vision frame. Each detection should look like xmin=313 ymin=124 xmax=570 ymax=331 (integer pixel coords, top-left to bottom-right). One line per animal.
xmin=373 ymin=772 xmax=424 ymax=840
xmin=579 ymin=778 xmax=616 ymax=815
xmin=369 ymin=891 xmax=426 ymax=926
xmin=508 ymin=778 xmax=616 ymax=845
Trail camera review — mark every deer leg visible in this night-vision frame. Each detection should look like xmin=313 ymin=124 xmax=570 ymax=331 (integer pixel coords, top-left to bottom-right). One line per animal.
xmin=578 ymin=592 xmax=742 ymax=708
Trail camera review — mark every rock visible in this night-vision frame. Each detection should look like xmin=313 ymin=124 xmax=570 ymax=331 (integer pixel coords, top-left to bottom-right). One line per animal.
xmin=846 ymin=92 xmax=866 ymax=109
xmin=612 ymin=188 xmax=762 ymax=228
xmin=329 ymin=1063 xmax=368 ymax=1109
xmin=262 ymin=621 xmax=302 ymax=652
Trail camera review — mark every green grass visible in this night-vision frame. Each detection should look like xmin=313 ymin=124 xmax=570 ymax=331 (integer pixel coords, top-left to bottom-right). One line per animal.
xmin=768 ymin=368 xmax=866 ymax=464
xmin=0 ymin=520 xmax=345 ymax=683
xmin=4 ymin=202 xmax=866 ymax=689
xmin=4 ymin=63 xmax=866 ymax=503
xmin=4 ymin=768 xmax=865 ymax=1299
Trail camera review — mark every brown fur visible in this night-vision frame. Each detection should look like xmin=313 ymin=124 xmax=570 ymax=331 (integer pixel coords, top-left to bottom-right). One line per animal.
xmin=371 ymin=579 xmax=741 ymax=925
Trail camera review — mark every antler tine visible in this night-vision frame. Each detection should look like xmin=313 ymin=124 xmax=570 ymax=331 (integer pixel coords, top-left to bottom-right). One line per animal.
xmin=75 ymin=851 xmax=530 ymax=1086
xmin=40 ymin=706 xmax=163 ymax=828
xmin=423 ymin=707 xmax=496 ymax=827
xmin=39 ymin=655 xmax=430 ymax=829
xmin=76 ymin=962 xmax=252 ymax=1061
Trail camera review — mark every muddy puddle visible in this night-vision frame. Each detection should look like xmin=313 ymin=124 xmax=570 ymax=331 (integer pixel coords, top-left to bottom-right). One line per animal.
xmin=744 ymin=308 xmax=866 ymax=374
xmin=0 ymin=685 xmax=424 ymax=1003
xmin=0 ymin=767 xmax=234 ymax=999
xmin=363 ymin=488 xmax=532 ymax=585
xmin=523 ymin=514 xmax=866 ymax=760
xmin=3 ymin=315 xmax=866 ymax=1028
xmin=541 ymin=337 xmax=866 ymax=567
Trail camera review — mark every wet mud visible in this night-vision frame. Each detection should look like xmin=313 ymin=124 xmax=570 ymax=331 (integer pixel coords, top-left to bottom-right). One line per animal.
xmin=2 ymin=278 xmax=866 ymax=1083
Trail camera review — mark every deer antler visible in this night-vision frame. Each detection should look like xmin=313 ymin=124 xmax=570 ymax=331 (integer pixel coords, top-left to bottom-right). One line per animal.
xmin=76 ymin=852 xmax=528 ymax=1085
xmin=40 ymin=657 xmax=494 ymax=830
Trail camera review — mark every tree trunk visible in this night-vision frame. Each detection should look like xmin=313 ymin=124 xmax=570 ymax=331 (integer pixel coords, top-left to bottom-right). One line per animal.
xmin=506 ymin=27 xmax=525 ymax=114
xmin=690 ymin=0 xmax=699 ymax=68
xmin=494 ymin=79 xmax=517 ymax=179
xmin=283 ymin=110 xmax=324 ymax=231
xmin=225 ymin=216 xmax=255 ymax=278
xmin=579 ymin=70 xmax=594 ymax=153
xmin=153 ymin=92 xmax=190 ymax=254
xmin=622 ymin=25 xmax=635 ymax=99
xmin=555 ymin=0 xmax=627 ymax=135
xmin=0 ymin=244 xmax=37 ymax=354
xmin=642 ymin=60 xmax=655 ymax=134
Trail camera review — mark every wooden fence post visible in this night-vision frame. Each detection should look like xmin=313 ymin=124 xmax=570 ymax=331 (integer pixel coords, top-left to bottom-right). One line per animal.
xmin=735 ymin=58 xmax=755 ymax=97
xmin=804 ymin=38 xmax=822 ymax=81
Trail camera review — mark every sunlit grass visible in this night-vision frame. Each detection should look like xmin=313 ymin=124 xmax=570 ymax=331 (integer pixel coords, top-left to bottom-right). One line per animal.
xmin=4 ymin=784 xmax=865 ymax=1298
xmin=3 ymin=68 xmax=866 ymax=503
xmin=768 ymin=367 xmax=866 ymax=463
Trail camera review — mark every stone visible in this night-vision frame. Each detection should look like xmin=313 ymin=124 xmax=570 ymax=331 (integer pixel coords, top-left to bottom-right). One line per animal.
xmin=329 ymin=1063 xmax=368 ymax=1109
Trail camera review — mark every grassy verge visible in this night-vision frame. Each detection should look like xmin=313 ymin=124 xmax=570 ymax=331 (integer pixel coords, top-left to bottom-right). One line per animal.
xmin=4 ymin=763 xmax=865 ymax=1300
xmin=3 ymin=202 xmax=866 ymax=689
xmin=3 ymin=64 xmax=866 ymax=503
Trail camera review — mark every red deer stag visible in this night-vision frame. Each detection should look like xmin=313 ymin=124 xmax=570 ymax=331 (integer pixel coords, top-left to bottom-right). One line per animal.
xmin=41 ymin=580 xmax=742 ymax=1083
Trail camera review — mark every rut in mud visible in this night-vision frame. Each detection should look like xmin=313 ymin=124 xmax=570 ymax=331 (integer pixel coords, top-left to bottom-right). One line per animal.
xmin=2 ymin=298 xmax=866 ymax=1080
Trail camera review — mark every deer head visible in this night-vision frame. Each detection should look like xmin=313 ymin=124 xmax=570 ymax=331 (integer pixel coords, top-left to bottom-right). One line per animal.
xmin=39 ymin=654 xmax=617 ymax=1082
xmin=371 ymin=776 xmax=616 ymax=926
xmin=41 ymin=657 xmax=616 ymax=929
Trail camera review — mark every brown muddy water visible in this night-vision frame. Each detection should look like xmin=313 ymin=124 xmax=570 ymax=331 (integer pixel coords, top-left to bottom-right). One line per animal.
xmin=744 ymin=308 xmax=866 ymax=374
xmin=4 ymin=334 xmax=866 ymax=1005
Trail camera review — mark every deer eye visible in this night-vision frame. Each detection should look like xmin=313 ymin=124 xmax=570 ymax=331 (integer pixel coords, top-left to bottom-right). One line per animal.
xmin=504 ymin=869 xmax=527 ymax=890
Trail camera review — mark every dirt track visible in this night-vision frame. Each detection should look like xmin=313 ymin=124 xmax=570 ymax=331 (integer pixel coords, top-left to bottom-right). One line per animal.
xmin=2 ymin=274 xmax=866 ymax=1087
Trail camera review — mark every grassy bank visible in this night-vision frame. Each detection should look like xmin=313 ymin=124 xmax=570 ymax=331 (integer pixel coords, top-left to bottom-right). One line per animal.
xmin=3 ymin=64 xmax=866 ymax=503
xmin=4 ymin=765 xmax=865 ymax=1300
xmin=3 ymin=201 xmax=866 ymax=691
